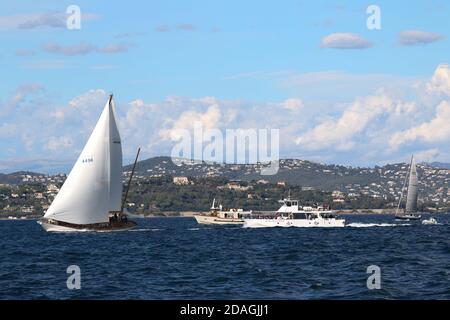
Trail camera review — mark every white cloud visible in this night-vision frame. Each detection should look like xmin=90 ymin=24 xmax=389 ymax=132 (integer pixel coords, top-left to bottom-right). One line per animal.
xmin=398 ymin=30 xmax=444 ymax=46
xmin=0 ymin=12 xmax=99 ymax=29
xmin=320 ymin=33 xmax=373 ymax=49
xmin=389 ymin=101 xmax=450 ymax=148
xmin=0 ymin=83 xmax=43 ymax=116
xmin=45 ymin=136 xmax=73 ymax=152
xmin=42 ymin=42 xmax=96 ymax=56
xmin=282 ymin=98 xmax=303 ymax=112
xmin=42 ymin=42 xmax=132 ymax=56
xmin=295 ymin=91 xmax=395 ymax=150
xmin=159 ymin=105 xmax=221 ymax=141
xmin=54 ymin=89 xmax=108 ymax=121
xmin=414 ymin=148 xmax=440 ymax=162
xmin=2 ymin=63 xmax=450 ymax=173
xmin=0 ymin=123 xmax=16 ymax=137
xmin=426 ymin=64 xmax=450 ymax=96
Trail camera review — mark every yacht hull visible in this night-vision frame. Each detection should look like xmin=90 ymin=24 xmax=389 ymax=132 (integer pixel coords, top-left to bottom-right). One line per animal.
xmin=243 ymin=218 xmax=345 ymax=228
xmin=194 ymin=215 xmax=244 ymax=225
xmin=38 ymin=218 xmax=136 ymax=232
xmin=395 ymin=215 xmax=422 ymax=221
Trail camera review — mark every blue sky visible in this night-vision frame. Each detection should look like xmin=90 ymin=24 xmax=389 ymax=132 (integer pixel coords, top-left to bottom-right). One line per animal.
xmin=1 ymin=1 xmax=450 ymax=173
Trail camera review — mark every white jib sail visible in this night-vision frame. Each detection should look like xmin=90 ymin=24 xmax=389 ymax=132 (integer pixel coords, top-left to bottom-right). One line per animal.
xmin=44 ymin=96 xmax=123 ymax=225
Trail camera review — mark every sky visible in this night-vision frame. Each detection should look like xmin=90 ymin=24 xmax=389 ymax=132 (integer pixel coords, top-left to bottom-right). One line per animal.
xmin=0 ymin=0 xmax=450 ymax=173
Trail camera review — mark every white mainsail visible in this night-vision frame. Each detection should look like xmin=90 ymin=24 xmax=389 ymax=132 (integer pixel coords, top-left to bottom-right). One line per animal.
xmin=405 ymin=155 xmax=419 ymax=213
xmin=44 ymin=96 xmax=122 ymax=225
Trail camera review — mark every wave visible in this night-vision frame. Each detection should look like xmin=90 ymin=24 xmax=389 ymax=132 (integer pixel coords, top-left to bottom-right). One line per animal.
xmin=129 ymin=228 xmax=163 ymax=232
xmin=346 ymin=223 xmax=412 ymax=228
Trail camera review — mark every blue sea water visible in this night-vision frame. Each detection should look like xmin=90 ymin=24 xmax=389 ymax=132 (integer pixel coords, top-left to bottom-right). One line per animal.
xmin=0 ymin=214 xmax=449 ymax=300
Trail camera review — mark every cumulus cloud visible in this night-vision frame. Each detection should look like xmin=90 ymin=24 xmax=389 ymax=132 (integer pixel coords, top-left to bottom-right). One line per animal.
xmin=295 ymin=91 xmax=394 ymax=150
xmin=0 ymin=83 xmax=43 ymax=116
xmin=159 ymin=105 xmax=221 ymax=141
xmin=282 ymin=98 xmax=303 ymax=112
xmin=398 ymin=30 xmax=443 ymax=46
xmin=54 ymin=89 xmax=109 ymax=121
xmin=45 ymin=136 xmax=73 ymax=152
xmin=2 ymin=63 xmax=450 ymax=173
xmin=389 ymin=101 xmax=450 ymax=148
xmin=42 ymin=42 xmax=132 ymax=56
xmin=320 ymin=33 xmax=373 ymax=49
xmin=414 ymin=148 xmax=440 ymax=162
xmin=426 ymin=64 xmax=450 ymax=96
xmin=0 ymin=123 xmax=17 ymax=137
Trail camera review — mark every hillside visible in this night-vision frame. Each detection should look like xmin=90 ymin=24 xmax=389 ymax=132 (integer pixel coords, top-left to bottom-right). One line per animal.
xmin=0 ymin=171 xmax=42 ymax=185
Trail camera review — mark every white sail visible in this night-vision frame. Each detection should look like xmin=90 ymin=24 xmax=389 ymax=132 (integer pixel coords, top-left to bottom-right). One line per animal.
xmin=405 ymin=155 xmax=419 ymax=213
xmin=44 ymin=96 xmax=122 ymax=225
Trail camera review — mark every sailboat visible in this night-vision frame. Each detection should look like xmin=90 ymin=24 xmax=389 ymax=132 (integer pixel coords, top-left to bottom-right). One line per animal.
xmin=395 ymin=155 xmax=422 ymax=221
xmin=38 ymin=95 xmax=138 ymax=232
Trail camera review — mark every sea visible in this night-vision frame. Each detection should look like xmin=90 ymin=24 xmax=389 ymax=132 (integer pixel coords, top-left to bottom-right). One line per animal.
xmin=0 ymin=214 xmax=449 ymax=300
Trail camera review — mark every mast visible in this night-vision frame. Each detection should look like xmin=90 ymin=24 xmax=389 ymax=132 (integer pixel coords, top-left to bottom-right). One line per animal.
xmin=121 ymin=147 xmax=141 ymax=213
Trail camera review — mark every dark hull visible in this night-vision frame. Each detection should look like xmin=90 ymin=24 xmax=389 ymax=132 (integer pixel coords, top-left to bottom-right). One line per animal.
xmin=39 ymin=218 xmax=137 ymax=232
xmin=395 ymin=215 xmax=422 ymax=221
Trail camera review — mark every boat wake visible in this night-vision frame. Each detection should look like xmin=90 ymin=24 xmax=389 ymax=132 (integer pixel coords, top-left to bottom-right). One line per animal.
xmin=129 ymin=228 xmax=163 ymax=232
xmin=346 ymin=222 xmax=412 ymax=228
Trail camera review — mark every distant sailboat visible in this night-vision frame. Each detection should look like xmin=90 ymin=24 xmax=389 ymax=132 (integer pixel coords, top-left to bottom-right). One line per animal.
xmin=395 ymin=155 xmax=422 ymax=221
xmin=38 ymin=95 xmax=138 ymax=232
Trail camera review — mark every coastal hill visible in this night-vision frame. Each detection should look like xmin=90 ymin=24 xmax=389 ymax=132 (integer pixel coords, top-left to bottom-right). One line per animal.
xmin=124 ymin=156 xmax=449 ymax=192
xmin=3 ymin=157 xmax=449 ymax=197
xmin=1 ymin=157 xmax=449 ymax=216
xmin=0 ymin=171 xmax=43 ymax=185
xmin=125 ymin=157 xmax=382 ymax=190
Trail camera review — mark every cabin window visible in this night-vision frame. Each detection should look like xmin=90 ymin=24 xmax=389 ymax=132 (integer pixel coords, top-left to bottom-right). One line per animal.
xmin=293 ymin=212 xmax=306 ymax=219
xmin=286 ymin=201 xmax=291 ymax=207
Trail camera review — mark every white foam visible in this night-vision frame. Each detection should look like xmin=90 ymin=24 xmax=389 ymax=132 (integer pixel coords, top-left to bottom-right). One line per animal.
xmin=129 ymin=228 xmax=151 ymax=232
xmin=346 ymin=223 xmax=411 ymax=228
